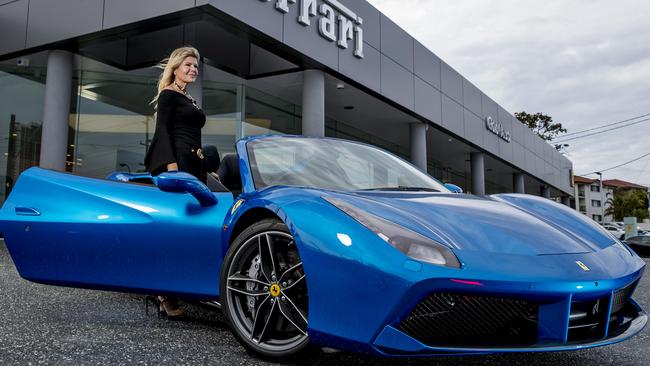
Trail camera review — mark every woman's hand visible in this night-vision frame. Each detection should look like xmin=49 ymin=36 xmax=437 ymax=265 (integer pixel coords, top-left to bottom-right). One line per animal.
xmin=167 ymin=162 xmax=179 ymax=171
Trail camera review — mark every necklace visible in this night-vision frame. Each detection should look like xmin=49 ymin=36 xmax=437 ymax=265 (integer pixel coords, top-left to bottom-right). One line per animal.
xmin=173 ymin=81 xmax=187 ymax=93
xmin=173 ymin=81 xmax=200 ymax=109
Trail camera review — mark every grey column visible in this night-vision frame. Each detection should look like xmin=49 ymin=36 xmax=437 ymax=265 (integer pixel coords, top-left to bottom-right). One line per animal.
xmin=541 ymin=186 xmax=551 ymax=199
xmin=187 ymin=61 xmax=203 ymax=108
xmin=561 ymin=196 xmax=571 ymax=206
xmin=470 ymin=152 xmax=485 ymax=195
xmin=301 ymin=69 xmax=325 ymax=137
xmin=409 ymin=123 xmax=427 ymax=172
xmin=513 ymin=173 xmax=525 ymax=193
xmin=40 ymin=50 xmax=73 ymax=171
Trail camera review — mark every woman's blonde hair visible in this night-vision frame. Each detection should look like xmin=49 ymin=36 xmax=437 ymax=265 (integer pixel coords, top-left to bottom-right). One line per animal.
xmin=152 ymin=46 xmax=200 ymax=104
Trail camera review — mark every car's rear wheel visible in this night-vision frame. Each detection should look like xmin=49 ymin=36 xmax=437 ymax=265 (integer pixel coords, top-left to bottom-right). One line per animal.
xmin=221 ymin=219 xmax=309 ymax=359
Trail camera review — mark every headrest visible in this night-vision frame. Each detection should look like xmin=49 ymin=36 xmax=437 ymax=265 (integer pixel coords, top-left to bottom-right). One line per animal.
xmin=202 ymin=145 xmax=220 ymax=173
xmin=217 ymin=153 xmax=242 ymax=191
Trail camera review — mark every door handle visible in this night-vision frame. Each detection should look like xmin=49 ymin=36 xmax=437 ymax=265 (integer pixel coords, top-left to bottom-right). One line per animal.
xmin=15 ymin=207 xmax=41 ymax=216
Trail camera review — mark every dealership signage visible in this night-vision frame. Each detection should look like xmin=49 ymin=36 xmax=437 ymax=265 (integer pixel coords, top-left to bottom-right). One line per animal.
xmin=259 ymin=0 xmax=364 ymax=59
xmin=485 ymin=116 xmax=511 ymax=142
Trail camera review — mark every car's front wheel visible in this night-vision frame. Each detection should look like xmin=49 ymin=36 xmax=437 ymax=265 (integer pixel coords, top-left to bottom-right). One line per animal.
xmin=221 ymin=218 xmax=309 ymax=359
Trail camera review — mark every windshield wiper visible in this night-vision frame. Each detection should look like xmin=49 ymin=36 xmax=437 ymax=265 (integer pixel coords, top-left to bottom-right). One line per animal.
xmin=360 ymin=186 xmax=440 ymax=192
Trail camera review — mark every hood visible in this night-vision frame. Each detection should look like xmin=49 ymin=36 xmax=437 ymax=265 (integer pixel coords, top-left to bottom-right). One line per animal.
xmin=328 ymin=191 xmax=616 ymax=256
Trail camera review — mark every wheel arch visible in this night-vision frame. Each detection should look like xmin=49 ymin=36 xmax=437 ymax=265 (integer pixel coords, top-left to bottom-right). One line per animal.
xmin=227 ymin=206 xmax=282 ymax=247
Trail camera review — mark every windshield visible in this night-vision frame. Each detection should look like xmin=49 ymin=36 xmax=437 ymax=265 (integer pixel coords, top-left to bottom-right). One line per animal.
xmin=247 ymin=137 xmax=449 ymax=192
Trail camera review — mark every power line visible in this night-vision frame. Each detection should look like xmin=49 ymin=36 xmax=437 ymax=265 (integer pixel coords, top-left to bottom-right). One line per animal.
xmin=554 ymin=116 xmax=650 ymax=143
xmin=579 ymin=151 xmax=650 ymax=176
xmin=635 ymin=156 xmax=650 ymax=183
xmin=557 ymin=112 xmax=650 ymax=138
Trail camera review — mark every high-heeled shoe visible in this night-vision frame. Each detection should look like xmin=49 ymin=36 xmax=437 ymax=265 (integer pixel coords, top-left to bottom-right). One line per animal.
xmin=157 ymin=295 xmax=184 ymax=320
xmin=144 ymin=295 xmax=162 ymax=318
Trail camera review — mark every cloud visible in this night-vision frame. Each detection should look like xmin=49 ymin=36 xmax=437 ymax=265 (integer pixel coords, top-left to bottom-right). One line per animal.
xmin=368 ymin=0 xmax=650 ymax=187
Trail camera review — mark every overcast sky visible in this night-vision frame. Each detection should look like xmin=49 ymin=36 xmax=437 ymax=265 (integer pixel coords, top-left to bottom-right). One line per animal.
xmin=367 ymin=0 xmax=650 ymax=187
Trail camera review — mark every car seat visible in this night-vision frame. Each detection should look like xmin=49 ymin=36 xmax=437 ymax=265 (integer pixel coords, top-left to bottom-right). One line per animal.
xmin=217 ymin=153 xmax=242 ymax=196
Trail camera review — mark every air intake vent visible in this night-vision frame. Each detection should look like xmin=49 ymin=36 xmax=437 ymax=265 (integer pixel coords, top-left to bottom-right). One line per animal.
xmin=567 ymin=296 xmax=609 ymax=342
xmin=612 ymin=280 xmax=637 ymax=314
xmin=398 ymin=292 xmax=538 ymax=347
xmin=608 ymin=280 xmax=640 ymax=337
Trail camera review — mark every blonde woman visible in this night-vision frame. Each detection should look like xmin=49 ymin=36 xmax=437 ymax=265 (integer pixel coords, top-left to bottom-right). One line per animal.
xmin=144 ymin=46 xmax=205 ymax=319
xmin=145 ymin=46 xmax=206 ymax=182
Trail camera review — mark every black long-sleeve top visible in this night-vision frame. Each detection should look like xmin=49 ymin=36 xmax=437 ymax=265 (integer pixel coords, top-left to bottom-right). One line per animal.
xmin=144 ymin=89 xmax=206 ymax=174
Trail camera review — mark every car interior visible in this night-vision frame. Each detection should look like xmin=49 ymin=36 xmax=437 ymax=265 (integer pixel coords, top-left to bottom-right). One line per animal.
xmin=114 ymin=152 xmax=243 ymax=197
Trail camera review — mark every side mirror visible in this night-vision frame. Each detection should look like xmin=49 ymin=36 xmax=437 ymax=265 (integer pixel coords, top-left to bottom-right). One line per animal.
xmin=156 ymin=172 xmax=218 ymax=207
xmin=444 ymin=183 xmax=463 ymax=194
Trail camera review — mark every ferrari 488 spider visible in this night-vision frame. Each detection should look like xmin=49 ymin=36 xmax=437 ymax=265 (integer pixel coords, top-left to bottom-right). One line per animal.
xmin=0 ymin=135 xmax=646 ymax=359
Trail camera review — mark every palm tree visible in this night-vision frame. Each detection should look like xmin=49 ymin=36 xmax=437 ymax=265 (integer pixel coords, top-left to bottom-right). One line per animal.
xmin=605 ymin=189 xmax=649 ymax=221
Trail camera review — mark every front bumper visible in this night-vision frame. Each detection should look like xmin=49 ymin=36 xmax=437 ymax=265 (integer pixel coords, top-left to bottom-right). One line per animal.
xmin=372 ymin=293 xmax=647 ymax=356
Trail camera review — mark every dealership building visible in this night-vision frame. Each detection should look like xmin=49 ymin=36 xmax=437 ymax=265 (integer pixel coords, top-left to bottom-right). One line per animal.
xmin=0 ymin=0 xmax=573 ymax=203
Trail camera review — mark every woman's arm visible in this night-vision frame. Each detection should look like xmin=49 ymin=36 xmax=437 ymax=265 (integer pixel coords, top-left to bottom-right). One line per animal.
xmin=154 ymin=92 xmax=178 ymax=168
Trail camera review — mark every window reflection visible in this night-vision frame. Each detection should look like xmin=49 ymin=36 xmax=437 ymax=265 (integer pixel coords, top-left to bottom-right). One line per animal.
xmin=203 ymin=80 xmax=239 ymax=156
xmin=0 ymin=60 xmax=47 ymax=202
xmin=244 ymin=87 xmax=302 ymax=136
xmin=72 ymin=69 xmax=157 ymax=177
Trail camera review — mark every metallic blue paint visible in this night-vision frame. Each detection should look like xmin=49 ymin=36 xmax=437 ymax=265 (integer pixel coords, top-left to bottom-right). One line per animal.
xmin=1 ymin=168 xmax=233 ymax=298
xmin=156 ymin=171 xmax=219 ymax=207
xmin=0 ymin=135 xmax=646 ymax=357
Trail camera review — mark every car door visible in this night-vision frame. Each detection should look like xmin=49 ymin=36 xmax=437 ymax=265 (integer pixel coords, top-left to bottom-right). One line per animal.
xmin=0 ymin=167 xmax=233 ymax=298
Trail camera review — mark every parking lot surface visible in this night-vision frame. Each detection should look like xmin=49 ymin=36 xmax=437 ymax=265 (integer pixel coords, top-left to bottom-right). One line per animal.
xmin=0 ymin=240 xmax=648 ymax=365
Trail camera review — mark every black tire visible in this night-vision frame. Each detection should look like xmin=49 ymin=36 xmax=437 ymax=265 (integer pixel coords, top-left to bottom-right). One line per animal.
xmin=221 ymin=218 xmax=310 ymax=359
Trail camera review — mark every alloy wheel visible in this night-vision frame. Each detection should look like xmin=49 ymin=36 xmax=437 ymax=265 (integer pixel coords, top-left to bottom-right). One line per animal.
xmin=224 ymin=227 xmax=309 ymax=355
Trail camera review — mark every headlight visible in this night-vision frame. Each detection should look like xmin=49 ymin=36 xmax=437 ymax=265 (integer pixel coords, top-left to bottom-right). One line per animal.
xmin=323 ymin=196 xmax=460 ymax=268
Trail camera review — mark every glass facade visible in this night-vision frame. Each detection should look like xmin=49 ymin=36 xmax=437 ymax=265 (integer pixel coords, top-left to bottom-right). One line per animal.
xmin=71 ymin=69 xmax=158 ymax=177
xmin=244 ymin=86 xmax=302 ymax=137
xmin=69 ymin=61 xmax=304 ymax=178
xmin=0 ymin=51 xmax=522 ymax=202
xmin=0 ymin=52 xmax=467 ymax=203
xmin=203 ymin=80 xmax=240 ymax=156
xmin=0 ymin=57 xmax=47 ymax=202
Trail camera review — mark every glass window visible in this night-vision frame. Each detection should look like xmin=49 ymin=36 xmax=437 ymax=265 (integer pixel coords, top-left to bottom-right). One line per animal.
xmin=71 ymin=60 xmax=245 ymax=178
xmin=0 ymin=56 xmax=48 ymax=203
xmin=202 ymin=80 xmax=239 ymax=156
xmin=71 ymin=69 xmax=157 ymax=177
xmin=590 ymin=185 xmax=600 ymax=192
xmin=592 ymin=215 xmax=602 ymax=222
xmin=591 ymin=200 xmax=601 ymax=207
xmin=243 ymin=86 xmax=301 ymax=136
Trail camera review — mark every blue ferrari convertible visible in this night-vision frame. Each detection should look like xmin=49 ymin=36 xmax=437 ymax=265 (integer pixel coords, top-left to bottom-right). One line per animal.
xmin=0 ymin=135 xmax=646 ymax=359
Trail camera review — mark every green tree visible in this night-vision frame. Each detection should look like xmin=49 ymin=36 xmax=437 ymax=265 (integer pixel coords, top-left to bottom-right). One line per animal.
xmin=605 ymin=189 xmax=650 ymax=222
xmin=515 ymin=111 xmax=568 ymax=150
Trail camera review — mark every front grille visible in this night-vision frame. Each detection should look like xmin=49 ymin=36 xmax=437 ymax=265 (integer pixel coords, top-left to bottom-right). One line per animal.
xmin=398 ymin=292 xmax=538 ymax=347
xmin=612 ymin=281 xmax=637 ymax=314
xmin=568 ymin=280 xmax=639 ymax=342
xmin=608 ymin=280 xmax=639 ymax=337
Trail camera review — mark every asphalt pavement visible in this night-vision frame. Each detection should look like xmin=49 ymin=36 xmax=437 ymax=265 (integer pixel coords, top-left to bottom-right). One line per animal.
xmin=0 ymin=239 xmax=648 ymax=366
